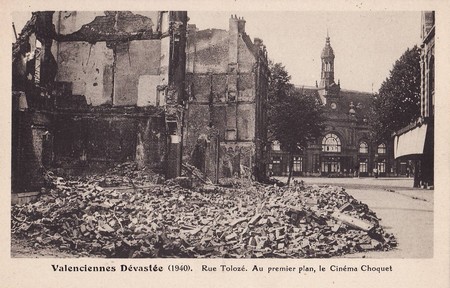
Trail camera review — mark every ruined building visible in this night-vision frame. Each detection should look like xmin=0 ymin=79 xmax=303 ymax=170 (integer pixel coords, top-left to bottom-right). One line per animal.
xmin=12 ymin=11 xmax=188 ymax=193
xmin=12 ymin=12 xmax=269 ymax=194
xmin=184 ymin=16 xmax=269 ymax=182
xmin=269 ymin=35 xmax=396 ymax=177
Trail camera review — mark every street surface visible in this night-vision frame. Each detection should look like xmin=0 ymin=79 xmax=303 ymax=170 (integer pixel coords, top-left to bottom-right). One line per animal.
xmin=279 ymin=176 xmax=433 ymax=258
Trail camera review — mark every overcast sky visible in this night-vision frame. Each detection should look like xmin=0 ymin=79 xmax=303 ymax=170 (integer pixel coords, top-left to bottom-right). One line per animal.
xmin=188 ymin=11 xmax=422 ymax=93
xmin=12 ymin=11 xmax=422 ymax=93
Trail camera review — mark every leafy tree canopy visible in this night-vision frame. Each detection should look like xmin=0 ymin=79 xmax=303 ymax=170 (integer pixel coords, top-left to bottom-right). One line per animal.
xmin=268 ymin=61 xmax=293 ymax=104
xmin=267 ymin=61 xmax=325 ymax=183
xmin=369 ymin=45 xmax=421 ymax=141
xmin=270 ymin=91 xmax=326 ymax=153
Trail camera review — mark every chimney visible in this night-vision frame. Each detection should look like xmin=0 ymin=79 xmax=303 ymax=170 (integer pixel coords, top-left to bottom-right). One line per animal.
xmin=229 ymin=14 xmax=246 ymax=35
xmin=229 ymin=15 xmax=246 ymax=65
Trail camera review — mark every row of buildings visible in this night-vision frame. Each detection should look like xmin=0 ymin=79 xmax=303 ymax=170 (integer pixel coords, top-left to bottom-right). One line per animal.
xmin=12 ymin=11 xmax=433 ymax=193
xmin=12 ymin=11 xmax=269 ymax=193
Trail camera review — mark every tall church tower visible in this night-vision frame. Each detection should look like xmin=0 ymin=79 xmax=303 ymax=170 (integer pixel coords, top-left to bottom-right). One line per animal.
xmin=319 ymin=33 xmax=340 ymax=102
xmin=320 ymin=33 xmax=335 ymax=88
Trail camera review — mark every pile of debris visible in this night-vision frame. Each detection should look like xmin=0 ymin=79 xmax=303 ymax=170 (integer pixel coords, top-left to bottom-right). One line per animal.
xmin=48 ymin=162 xmax=165 ymax=189
xmin=12 ymin=171 xmax=396 ymax=258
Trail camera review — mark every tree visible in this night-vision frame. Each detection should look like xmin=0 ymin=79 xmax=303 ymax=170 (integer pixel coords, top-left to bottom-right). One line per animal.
xmin=268 ymin=62 xmax=325 ymax=184
xmin=267 ymin=61 xmax=295 ymax=143
xmin=369 ymin=46 xmax=421 ymax=141
xmin=268 ymin=61 xmax=293 ymax=104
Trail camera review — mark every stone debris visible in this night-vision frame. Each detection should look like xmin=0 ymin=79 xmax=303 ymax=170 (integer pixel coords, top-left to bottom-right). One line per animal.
xmin=181 ymin=163 xmax=213 ymax=185
xmin=11 ymin=169 xmax=397 ymax=258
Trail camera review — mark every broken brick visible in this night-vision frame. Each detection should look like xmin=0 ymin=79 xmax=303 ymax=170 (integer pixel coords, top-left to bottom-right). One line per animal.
xmin=11 ymin=166 xmax=397 ymax=258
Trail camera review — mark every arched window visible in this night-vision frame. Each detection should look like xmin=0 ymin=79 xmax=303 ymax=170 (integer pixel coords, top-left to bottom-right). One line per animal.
xmin=377 ymin=143 xmax=386 ymax=154
xmin=322 ymin=133 xmax=341 ymax=152
xmin=359 ymin=141 xmax=369 ymax=153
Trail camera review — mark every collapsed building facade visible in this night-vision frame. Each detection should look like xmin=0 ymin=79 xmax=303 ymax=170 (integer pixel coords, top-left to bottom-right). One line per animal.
xmin=269 ymin=35 xmax=396 ymax=177
xmin=183 ymin=16 xmax=269 ymax=183
xmin=12 ymin=12 xmax=268 ymax=194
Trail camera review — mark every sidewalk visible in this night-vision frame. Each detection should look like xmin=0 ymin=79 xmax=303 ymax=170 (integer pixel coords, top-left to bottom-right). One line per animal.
xmin=277 ymin=176 xmax=414 ymax=187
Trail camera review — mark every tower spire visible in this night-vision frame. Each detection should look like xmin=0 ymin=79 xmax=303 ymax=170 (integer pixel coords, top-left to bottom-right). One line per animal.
xmin=319 ymin=31 xmax=340 ymax=102
xmin=320 ymin=32 xmax=335 ymax=88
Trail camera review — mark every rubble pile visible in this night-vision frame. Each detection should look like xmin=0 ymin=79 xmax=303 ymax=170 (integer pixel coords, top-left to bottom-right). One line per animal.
xmin=12 ymin=173 xmax=396 ymax=258
xmin=97 ymin=162 xmax=166 ymax=187
xmin=49 ymin=162 xmax=165 ymax=189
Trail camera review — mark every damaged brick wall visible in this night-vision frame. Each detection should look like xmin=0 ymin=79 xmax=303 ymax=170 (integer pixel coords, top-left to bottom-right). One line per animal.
xmin=52 ymin=11 xmax=165 ymax=107
xmin=12 ymin=110 xmax=52 ymax=192
xmin=220 ymin=144 xmax=255 ymax=178
xmin=52 ymin=109 xmax=166 ymax=172
xmin=135 ymin=115 xmax=166 ymax=169
xmin=12 ymin=13 xmax=58 ymax=192
xmin=12 ymin=11 xmax=187 ymax=192
xmin=184 ymin=16 xmax=268 ymax=181
xmin=113 ymin=40 xmax=162 ymax=106
xmin=12 ymin=12 xmax=57 ymax=91
xmin=55 ymin=41 xmax=114 ymax=105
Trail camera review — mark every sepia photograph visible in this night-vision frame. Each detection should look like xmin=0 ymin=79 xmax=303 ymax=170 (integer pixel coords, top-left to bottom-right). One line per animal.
xmin=10 ymin=10 xmax=435 ymax=261
xmin=4 ymin=0 xmax=450 ymax=285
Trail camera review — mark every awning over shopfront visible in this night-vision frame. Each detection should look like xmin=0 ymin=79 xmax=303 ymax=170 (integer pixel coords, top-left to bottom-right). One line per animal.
xmin=394 ymin=123 xmax=428 ymax=159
